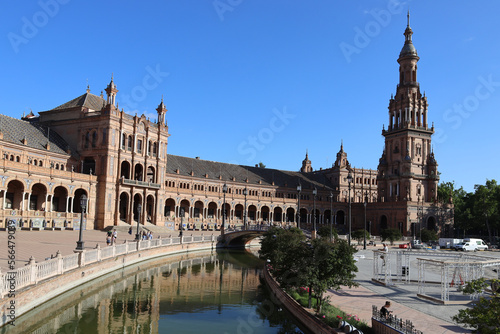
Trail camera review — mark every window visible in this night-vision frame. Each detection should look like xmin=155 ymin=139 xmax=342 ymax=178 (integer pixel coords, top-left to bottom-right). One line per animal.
xmin=137 ymin=139 xmax=143 ymax=153
xmin=92 ymin=131 xmax=97 ymax=148
xmin=84 ymin=132 xmax=90 ymax=148
xmin=127 ymin=136 xmax=133 ymax=150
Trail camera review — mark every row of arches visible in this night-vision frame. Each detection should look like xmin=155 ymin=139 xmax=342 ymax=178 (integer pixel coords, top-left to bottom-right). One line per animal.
xmin=1 ymin=179 xmax=89 ymax=213
xmin=120 ymin=161 xmax=156 ymax=183
xmin=117 ymin=192 xmax=348 ymax=227
xmin=3 ymin=153 xmax=68 ymax=171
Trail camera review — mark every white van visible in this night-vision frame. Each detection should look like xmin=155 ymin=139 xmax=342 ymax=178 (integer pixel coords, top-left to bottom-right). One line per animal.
xmin=456 ymin=238 xmax=488 ymax=251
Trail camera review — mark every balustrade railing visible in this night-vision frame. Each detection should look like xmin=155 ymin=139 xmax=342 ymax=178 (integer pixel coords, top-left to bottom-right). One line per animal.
xmin=0 ymin=234 xmax=215 ymax=299
xmin=372 ymin=305 xmax=423 ymax=334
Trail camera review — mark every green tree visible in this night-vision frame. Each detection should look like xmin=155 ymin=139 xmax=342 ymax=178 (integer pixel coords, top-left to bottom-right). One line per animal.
xmin=258 ymin=162 xmax=266 ymax=168
xmin=453 ymin=278 xmax=500 ymax=333
xmin=419 ymin=229 xmax=438 ymax=243
xmin=351 ymin=229 xmax=370 ymax=244
xmin=307 ymin=238 xmax=358 ymax=312
xmin=472 ymin=180 xmax=499 ymax=244
xmin=380 ymin=228 xmax=402 ymax=245
xmin=259 ymin=227 xmax=307 ymax=289
xmin=316 ymin=225 xmax=338 ymax=241
xmin=259 ymin=227 xmax=358 ymax=313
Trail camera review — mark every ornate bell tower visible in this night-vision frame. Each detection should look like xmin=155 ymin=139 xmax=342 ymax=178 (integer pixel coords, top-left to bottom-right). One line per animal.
xmin=377 ymin=12 xmax=438 ymax=204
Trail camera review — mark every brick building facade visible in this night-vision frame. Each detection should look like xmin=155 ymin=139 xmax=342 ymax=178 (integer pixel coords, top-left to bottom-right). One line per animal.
xmin=0 ymin=19 xmax=453 ymax=237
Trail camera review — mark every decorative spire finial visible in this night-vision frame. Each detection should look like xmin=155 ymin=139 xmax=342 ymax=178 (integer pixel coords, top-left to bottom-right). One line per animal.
xmin=407 ymin=10 xmax=410 ymax=28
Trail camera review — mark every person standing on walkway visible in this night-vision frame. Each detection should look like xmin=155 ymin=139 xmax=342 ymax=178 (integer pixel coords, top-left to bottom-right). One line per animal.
xmin=380 ymin=301 xmax=392 ymax=320
xmin=380 ymin=243 xmax=388 ymax=266
xmin=112 ymin=229 xmax=117 ymax=245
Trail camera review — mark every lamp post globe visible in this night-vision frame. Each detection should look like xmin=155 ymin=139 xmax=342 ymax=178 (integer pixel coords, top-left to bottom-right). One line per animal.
xmin=76 ymin=194 xmax=87 ymax=250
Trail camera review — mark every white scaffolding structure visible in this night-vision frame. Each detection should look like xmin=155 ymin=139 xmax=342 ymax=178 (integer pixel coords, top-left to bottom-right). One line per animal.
xmin=372 ymin=249 xmax=500 ymax=304
xmin=417 ymin=257 xmax=500 ymax=303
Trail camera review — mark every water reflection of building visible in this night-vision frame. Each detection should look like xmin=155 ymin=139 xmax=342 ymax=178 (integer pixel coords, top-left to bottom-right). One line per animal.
xmin=0 ymin=18 xmax=453 ymax=237
xmin=18 ymin=253 xmax=261 ymax=334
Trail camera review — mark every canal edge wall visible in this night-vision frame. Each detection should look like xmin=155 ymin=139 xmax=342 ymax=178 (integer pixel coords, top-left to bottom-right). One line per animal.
xmin=0 ymin=240 xmax=214 ymax=327
xmin=261 ymin=267 xmax=338 ymax=334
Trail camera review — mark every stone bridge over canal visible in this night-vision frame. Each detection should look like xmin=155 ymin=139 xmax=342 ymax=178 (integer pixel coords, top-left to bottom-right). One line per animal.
xmin=217 ymin=225 xmax=270 ymax=248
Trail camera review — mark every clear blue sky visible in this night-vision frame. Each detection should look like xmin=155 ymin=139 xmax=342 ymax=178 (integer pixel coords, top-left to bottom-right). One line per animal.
xmin=1 ymin=1 xmax=498 ymax=193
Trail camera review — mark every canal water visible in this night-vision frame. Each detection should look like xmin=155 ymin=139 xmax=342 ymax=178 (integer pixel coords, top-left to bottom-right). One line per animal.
xmin=2 ymin=249 xmax=306 ymax=334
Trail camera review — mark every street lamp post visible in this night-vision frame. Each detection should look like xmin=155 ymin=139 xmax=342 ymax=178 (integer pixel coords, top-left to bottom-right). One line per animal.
xmin=417 ymin=195 xmax=422 ymax=241
xmin=221 ymin=184 xmax=227 ymax=236
xmin=363 ymin=192 xmax=367 ymax=250
xmin=297 ymin=184 xmax=301 ymax=229
xmin=347 ymin=172 xmax=353 ymax=246
xmin=76 ymin=194 xmax=87 ymax=250
xmin=329 ymin=192 xmax=333 ymax=242
xmin=243 ymin=187 xmax=248 ymax=230
xmin=312 ymin=188 xmax=317 ymax=235
xmin=135 ymin=203 xmax=142 ymax=241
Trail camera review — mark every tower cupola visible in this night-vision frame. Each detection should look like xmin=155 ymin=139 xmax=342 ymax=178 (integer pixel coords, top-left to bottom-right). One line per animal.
xmin=105 ymin=74 xmax=118 ymax=107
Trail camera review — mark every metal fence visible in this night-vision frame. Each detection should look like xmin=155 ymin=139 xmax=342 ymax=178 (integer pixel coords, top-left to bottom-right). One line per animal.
xmin=372 ymin=305 xmax=423 ymax=334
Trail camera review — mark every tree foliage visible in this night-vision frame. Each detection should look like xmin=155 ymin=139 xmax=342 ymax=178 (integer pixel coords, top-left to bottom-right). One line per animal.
xmin=439 ymin=179 xmax=499 ymax=244
xmin=351 ymin=229 xmax=370 ymax=243
xmin=419 ymin=229 xmax=438 ymax=243
xmin=452 ymin=278 xmax=500 ymax=334
xmin=316 ymin=225 xmax=338 ymax=241
xmin=380 ymin=228 xmax=401 ymax=245
xmin=259 ymin=227 xmax=358 ymax=313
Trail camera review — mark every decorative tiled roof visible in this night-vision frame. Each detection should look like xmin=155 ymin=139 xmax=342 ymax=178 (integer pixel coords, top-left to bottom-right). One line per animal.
xmin=166 ymin=154 xmax=333 ymax=190
xmin=0 ymin=114 xmax=70 ymax=155
xmin=50 ymin=92 xmax=106 ymax=111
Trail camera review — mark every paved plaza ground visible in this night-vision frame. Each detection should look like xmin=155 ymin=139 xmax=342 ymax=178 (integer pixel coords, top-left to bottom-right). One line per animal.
xmin=2 ymin=229 xmax=499 ymax=333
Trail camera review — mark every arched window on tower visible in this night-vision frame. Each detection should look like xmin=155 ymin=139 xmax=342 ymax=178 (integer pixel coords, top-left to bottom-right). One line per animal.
xmin=121 ymin=133 xmax=126 ymax=149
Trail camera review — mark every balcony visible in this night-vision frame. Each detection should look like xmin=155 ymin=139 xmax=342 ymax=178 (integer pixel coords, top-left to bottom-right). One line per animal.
xmin=121 ymin=178 xmax=161 ymax=189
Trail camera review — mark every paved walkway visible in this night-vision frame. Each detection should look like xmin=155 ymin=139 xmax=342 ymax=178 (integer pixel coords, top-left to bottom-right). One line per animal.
xmin=0 ymin=231 xmax=474 ymax=333
xmin=326 ymin=285 xmax=469 ymax=333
